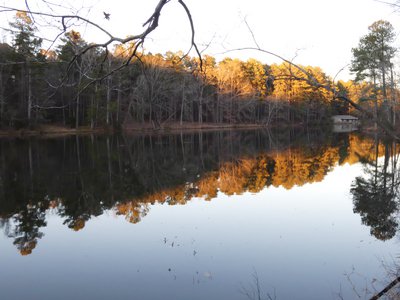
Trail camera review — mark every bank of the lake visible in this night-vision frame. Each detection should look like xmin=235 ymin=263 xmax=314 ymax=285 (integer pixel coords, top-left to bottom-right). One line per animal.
xmin=0 ymin=121 xmax=333 ymax=137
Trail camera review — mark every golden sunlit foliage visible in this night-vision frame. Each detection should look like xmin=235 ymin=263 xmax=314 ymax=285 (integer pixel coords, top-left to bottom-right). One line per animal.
xmin=71 ymin=218 xmax=86 ymax=231
xmin=15 ymin=11 xmax=32 ymax=25
xmin=19 ymin=240 xmax=37 ymax=256
xmin=116 ymin=202 xmax=149 ymax=224
xmin=195 ymin=172 xmax=219 ymax=201
xmin=67 ymin=30 xmax=82 ymax=44
xmin=345 ymin=134 xmax=389 ymax=163
xmin=217 ymin=58 xmax=267 ymax=99
xmin=270 ymin=63 xmax=333 ymax=103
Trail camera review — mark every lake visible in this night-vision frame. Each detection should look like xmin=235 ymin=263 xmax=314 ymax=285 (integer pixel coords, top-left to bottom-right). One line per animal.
xmin=0 ymin=128 xmax=399 ymax=300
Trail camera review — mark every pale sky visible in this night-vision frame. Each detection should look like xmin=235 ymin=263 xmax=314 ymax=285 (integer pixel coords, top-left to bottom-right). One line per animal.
xmin=1 ymin=0 xmax=400 ymax=80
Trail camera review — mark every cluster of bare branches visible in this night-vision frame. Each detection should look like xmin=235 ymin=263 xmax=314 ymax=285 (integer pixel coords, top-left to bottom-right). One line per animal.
xmin=0 ymin=0 xmax=201 ymax=83
xmin=376 ymin=0 xmax=400 ymax=11
xmin=240 ymin=270 xmax=277 ymax=300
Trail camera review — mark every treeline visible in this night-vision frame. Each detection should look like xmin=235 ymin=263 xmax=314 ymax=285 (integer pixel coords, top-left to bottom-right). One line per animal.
xmin=0 ymin=12 xmax=377 ymax=130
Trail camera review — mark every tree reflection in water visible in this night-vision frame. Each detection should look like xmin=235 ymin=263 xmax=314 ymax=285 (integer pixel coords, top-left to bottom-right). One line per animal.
xmin=351 ymin=136 xmax=399 ymax=241
xmin=0 ymin=129 xmax=396 ymax=255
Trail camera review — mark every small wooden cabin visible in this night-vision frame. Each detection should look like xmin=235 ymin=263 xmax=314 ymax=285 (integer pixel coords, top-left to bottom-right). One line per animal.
xmin=331 ymin=115 xmax=359 ymax=133
xmin=331 ymin=115 xmax=359 ymax=125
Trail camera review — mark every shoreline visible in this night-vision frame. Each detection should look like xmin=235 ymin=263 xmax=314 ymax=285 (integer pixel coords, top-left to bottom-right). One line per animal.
xmin=0 ymin=122 xmax=360 ymax=138
xmin=0 ymin=125 xmax=112 ymax=138
xmin=0 ymin=123 xmax=268 ymax=138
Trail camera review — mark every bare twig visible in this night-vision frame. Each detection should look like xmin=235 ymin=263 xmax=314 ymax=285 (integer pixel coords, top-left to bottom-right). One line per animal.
xmin=240 ymin=270 xmax=276 ymax=300
xmin=370 ymin=276 xmax=400 ymax=300
xmin=374 ymin=0 xmax=400 ymax=10
xmin=243 ymin=17 xmax=261 ymax=49
xmin=0 ymin=5 xmax=115 ymax=39
xmin=24 ymin=0 xmax=36 ymax=23
xmin=177 ymin=0 xmax=202 ymax=69
xmin=333 ymin=63 xmax=350 ymax=83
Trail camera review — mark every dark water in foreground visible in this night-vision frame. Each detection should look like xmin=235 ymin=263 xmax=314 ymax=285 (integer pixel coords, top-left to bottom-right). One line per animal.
xmin=0 ymin=129 xmax=399 ymax=300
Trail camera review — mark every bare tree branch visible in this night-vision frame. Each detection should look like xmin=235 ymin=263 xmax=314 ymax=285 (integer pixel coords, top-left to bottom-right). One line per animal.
xmin=177 ymin=0 xmax=202 ymax=69
xmin=243 ymin=17 xmax=261 ymax=49
xmin=0 ymin=5 xmax=115 ymax=39
xmin=24 ymin=0 xmax=36 ymax=23
xmin=333 ymin=63 xmax=350 ymax=83
xmin=374 ymin=0 xmax=400 ymax=9
xmin=370 ymin=276 xmax=400 ymax=300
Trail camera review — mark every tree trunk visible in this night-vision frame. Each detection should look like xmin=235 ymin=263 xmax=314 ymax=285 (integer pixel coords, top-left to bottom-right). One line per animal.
xmin=180 ymin=77 xmax=185 ymax=126
xmin=373 ymin=74 xmax=378 ymax=131
xmin=390 ymin=65 xmax=396 ymax=126
xmin=117 ymin=85 xmax=121 ymax=125
xmin=75 ymin=91 xmax=80 ymax=129
xmin=106 ymin=137 xmax=113 ymax=198
xmin=75 ymin=69 xmax=82 ymax=129
xmin=61 ymin=87 xmax=66 ymax=126
xmin=27 ymin=62 xmax=32 ymax=125
xmin=106 ymin=64 xmax=112 ymax=126
xmin=0 ymin=66 xmax=4 ymax=125
xmin=91 ymin=84 xmax=98 ymax=129
xmin=381 ymin=64 xmax=387 ymax=99
xmin=198 ymin=85 xmax=203 ymax=124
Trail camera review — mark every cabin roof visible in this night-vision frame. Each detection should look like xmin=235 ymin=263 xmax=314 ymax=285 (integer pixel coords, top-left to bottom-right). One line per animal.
xmin=331 ymin=115 xmax=358 ymax=120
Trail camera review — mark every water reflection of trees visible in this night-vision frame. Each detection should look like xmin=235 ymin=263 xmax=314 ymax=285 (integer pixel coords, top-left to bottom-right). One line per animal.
xmin=351 ymin=137 xmax=400 ymax=241
xmin=0 ymin=129 xmax=388 ymax=254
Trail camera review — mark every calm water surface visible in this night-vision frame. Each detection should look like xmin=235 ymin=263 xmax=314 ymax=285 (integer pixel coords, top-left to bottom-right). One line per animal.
xmin=0 ymin=129 xmax=399 ymax=300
